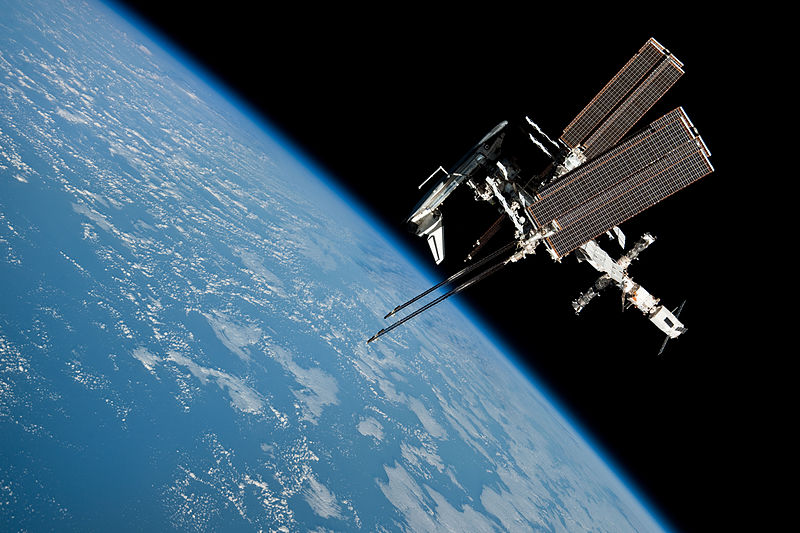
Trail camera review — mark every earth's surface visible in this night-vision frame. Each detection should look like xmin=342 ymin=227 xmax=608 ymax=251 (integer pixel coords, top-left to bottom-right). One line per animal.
xmin=1 ymin=1 xmax=667 ymax=531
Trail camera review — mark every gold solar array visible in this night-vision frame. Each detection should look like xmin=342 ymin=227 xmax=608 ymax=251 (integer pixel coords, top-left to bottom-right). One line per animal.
xmin=531 ymin=108 xmax=713 ymax=258
xmin=560 ymin=38 xmax=684 ymax=160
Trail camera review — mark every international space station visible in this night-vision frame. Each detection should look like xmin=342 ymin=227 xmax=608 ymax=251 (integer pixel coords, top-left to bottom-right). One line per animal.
xmin=368 ymin=38 xmax=713 ymax=353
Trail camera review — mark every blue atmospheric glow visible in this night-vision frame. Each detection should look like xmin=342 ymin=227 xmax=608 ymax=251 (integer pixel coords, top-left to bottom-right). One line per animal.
xmin=93 ymin=3 xmax=674 ymax=530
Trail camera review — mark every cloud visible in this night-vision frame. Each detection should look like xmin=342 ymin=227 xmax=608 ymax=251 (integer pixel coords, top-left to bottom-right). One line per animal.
xmin=269 ymin=345 xmax=338 ymax=424
xmin=407 ymin=397 xmax=447 ymax=439
xmin=303 ymin=475 xmax=341 ymax=519
xmin=233 ymin=248 xmax=286 ymax=297
xmin=55 ymin=107 xmax=88 ymax=124
xmin=202 ymin=310 xmax=262 ymax=362
xmin=377 ymin=463 xmax=496 ymax=532
xmin=166 ymin=351 xmax=264 ymax=414
xmin=131 ymin=346 xmax=160 ymax=371
xmin=357 ymin=417 xmax=384 ymax=441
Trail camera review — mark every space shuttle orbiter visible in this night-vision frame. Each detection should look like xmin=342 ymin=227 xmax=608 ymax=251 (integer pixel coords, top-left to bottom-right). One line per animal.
xmin=406 ymin=121 xmax=508 ymax=264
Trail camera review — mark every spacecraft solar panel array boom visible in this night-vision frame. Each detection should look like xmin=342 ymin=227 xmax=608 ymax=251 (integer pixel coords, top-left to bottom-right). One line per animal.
xmin=528 ymin=37 xmax=713 ymax=258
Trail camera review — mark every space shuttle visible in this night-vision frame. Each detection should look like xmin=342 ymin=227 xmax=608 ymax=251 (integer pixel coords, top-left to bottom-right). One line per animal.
xmin=407 ymin=120 xmax=508 ymax=264
xmin=369 ymin=38 xmax=713 ymax=354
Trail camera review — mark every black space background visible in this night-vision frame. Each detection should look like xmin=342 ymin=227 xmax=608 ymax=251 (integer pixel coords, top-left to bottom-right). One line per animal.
xmin=113 ymin=3 xmax=775 ymax=531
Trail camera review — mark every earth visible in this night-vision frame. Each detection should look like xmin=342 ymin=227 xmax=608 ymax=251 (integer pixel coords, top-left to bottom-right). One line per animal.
xmin=1 ymin=1 xmax=667 ymax=531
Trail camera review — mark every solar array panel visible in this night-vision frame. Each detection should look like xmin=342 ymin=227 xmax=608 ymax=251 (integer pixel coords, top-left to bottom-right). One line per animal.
xmin=533 ymin=108 xmax=692 ymax=223
xmin=560 ymin=38 xmax=683 ymax=158
xmin=581 ymin=58 xmax=684 ymax=160
xmin=529 ymin=108 xmax=713 ymax=258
